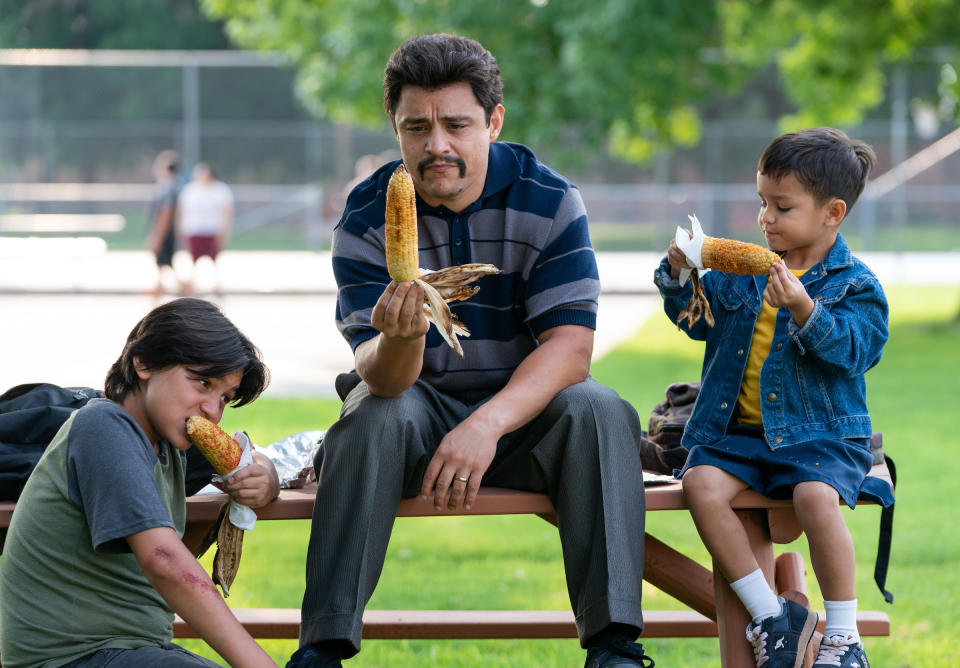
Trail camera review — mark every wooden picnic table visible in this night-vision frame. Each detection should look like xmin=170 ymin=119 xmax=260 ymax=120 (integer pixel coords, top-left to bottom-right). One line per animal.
xmin=0 ymin=462 xmax=892 ymax=668
xmin=173 ymin=461 xmax=892 ymax=667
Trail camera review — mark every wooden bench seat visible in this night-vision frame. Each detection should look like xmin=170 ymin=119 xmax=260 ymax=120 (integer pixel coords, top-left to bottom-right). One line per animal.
xmin=173 ymin=607 xmax=890 ymax=640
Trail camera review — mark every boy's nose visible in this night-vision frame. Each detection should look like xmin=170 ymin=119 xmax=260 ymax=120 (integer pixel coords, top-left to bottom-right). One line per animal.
xmin=199 ymin=399 xmax=224 ymax=424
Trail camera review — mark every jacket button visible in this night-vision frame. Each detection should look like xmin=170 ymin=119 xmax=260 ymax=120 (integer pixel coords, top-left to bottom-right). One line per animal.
xmin=774 ymin=436 xmax=783 ymax=444
xmin=775 ymin=343 xmax=782 ymax=351
xmin=767 ymin=393 xmax=777 ymax=402
xmin=737 ymin=349 xmax=744 ymax=356
xmin=720 ymin=402 xmax=728 ymax=409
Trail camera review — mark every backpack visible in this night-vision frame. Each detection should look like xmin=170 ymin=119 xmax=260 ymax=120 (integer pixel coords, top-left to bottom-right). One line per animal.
xmin=0 ymin=382 xmax=104 ymax=501
xmin=638 ymin=381 xmax=699 ymax=474
xmin=0 ymin=382 xmax=218 ymax=501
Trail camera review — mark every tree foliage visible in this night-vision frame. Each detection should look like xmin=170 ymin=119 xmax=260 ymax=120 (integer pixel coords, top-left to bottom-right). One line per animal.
xmin=202 ymin=0 xmax=960 ymax=164
xmin=0 ymin=0 xmax=231 ymax=50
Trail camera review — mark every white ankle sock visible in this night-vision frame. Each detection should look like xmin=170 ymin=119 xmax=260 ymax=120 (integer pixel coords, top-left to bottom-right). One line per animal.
xmin=730 ymin=569 xmax=781 ymax=623
xmin=824 ymin=599 xmax=860 ymax=642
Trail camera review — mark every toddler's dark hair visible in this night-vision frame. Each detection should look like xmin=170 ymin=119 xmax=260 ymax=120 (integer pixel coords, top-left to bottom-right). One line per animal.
xmin=758 ymin=127 xmax=877 ymax=214
xmin=105 ymin=298 xmax=268 ymax=407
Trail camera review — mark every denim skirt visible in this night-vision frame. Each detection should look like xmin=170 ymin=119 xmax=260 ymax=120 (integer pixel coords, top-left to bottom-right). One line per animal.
xmin=677 ymin=423 xmax=894 ymax=509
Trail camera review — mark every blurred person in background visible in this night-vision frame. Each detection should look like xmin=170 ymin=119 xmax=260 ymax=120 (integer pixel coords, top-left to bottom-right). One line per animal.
xmin=177 ymin=162 xmax=234 ymax=297
xmin=146 ymin=149 xmax=185 ymax=297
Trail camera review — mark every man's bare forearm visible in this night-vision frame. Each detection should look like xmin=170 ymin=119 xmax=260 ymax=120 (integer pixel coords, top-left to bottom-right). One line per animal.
xmin=355 ymin=333 xmax=425 ymax=397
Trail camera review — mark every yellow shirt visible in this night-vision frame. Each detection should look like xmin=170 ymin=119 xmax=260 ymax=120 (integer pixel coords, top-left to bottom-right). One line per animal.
xmin=736 ymin=268 xmax=807 ymax=425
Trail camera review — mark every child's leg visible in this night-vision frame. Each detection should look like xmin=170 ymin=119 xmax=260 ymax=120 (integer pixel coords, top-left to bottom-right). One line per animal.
xmin=793 ymin=481 xmax=860 ymax=640
xmin=683 ymin=464 xmax=759 ymax=581
xmin=683 ymin=465 xmax=780 ymax=622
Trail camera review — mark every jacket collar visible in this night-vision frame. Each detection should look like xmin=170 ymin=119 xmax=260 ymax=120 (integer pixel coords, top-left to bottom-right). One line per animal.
xmin=820 ymin=233 xmax=854 ymax=271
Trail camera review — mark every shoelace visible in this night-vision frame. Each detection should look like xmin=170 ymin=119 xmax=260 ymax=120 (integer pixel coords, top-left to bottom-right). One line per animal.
xmin=609 ymin=638 xmax=656 ymax=667
xmin=746 ymin=626 xmax=770 ymax=666
xmin=816 ymin=634 xmax=857 ymax=666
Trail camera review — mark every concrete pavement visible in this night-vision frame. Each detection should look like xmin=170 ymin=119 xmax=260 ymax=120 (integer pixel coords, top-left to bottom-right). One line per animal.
xmin=0 ymin=244 xmax=665 ymax=397
xmin=2 ymin=241 xmax=956 ymax=397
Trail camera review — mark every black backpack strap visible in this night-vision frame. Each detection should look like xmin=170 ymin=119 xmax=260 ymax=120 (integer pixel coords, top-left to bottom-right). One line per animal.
xmin=873 ymin=453 xmax=897 ymax=604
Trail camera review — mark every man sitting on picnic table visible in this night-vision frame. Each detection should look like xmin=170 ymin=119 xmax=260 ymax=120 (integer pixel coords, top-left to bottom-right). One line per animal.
xmin=287 ymin=34 xmax=653 ymax=668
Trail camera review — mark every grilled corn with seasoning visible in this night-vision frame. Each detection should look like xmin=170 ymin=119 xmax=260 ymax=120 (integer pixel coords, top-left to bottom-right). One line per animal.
xmin=186 ymin=416 xmax=242 ymax=475
xmin=185 ymin=415 xmax=246 ymax=596
xmin=701 ymin=236 xmax=782 ymax=275
xmin=384 ymin=164 xmax=500 ymax=356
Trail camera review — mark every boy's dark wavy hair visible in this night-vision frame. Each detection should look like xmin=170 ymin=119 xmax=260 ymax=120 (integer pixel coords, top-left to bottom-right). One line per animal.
xmin=383 ymin=33 xmax=503 ymax=124
xmin=758 ymin=127 xmax=877 ymax=214
xmin=104 ymin=298 xmax=268 ymax=407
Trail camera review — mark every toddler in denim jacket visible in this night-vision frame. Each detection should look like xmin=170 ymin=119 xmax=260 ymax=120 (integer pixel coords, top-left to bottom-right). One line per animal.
xmin=654 ymin=127 xmax=893 ymax=668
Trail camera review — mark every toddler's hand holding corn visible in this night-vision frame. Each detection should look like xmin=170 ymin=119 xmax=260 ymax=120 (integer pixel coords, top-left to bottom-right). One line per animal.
xmin=673 ymin=215 xmax=782 ymax=328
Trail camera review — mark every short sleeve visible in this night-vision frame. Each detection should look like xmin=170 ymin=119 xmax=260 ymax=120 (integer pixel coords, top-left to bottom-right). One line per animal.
xmin=66 ymin=404 xmax=176 ymax=553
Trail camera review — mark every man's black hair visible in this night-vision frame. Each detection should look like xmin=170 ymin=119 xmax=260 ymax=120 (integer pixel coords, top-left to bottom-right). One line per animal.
xmin=383 ymin=33 xmax=503 ymax=124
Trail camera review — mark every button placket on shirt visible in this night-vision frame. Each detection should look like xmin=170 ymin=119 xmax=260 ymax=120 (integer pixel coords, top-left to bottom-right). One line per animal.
xmin=450 ymin=215 xmax=468 ymax=265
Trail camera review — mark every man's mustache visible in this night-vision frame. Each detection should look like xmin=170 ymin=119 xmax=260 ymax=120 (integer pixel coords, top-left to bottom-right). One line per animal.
xmin=418 ymin=156 xmax=466 ymax=178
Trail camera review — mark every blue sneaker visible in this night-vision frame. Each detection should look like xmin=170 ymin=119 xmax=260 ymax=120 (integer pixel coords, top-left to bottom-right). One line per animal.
xmin=813 ymin=634 xmax=870 ymax=667
xmin=745 ymin=596 xmax=818 ymax=667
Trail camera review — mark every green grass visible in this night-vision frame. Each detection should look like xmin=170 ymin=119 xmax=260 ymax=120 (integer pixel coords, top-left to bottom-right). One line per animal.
xmin=180 ymin=285 xmax=957 ymax=667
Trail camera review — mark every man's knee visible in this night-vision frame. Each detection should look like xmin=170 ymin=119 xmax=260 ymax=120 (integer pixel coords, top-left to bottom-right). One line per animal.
xmin=320 ymin=387 xmax=433 ymax=467
xmin=544 ymin=378 xmax=628 ymax=421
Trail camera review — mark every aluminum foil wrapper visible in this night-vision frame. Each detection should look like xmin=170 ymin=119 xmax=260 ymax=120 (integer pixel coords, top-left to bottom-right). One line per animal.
xmin=257 ymin=429 xmax=325 ymax=489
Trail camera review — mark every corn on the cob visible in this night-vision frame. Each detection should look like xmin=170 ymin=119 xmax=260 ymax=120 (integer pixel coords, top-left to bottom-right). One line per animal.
xmin=383 ymin=164 xmax=501 ymax=357
xmin=385 ymin=164 xmax=420 ymax=282
xmin=186 ymin=416 xmax=242 ymax=475
xmin=701 ymin=236 xmax=782 ymax=275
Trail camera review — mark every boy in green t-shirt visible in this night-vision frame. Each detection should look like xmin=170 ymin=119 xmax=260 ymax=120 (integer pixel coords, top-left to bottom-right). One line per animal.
xmin=0 ymin=298 xmax=279 ymax=667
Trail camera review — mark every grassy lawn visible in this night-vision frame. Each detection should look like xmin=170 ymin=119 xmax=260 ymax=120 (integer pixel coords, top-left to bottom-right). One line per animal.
xmin=182 ymin=285 xmax=957 ymax=667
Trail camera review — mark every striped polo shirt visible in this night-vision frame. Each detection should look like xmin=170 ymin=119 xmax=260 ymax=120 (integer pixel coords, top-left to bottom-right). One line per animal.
xmin=332 ymin=141 xmax=600 ymax=394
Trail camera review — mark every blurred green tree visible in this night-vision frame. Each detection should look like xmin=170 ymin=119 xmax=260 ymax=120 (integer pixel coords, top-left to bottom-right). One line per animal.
xmin=202 ymin=0 xmax=960 ymax=164
xmin=0 ymin=0 xmax=231 ymax=49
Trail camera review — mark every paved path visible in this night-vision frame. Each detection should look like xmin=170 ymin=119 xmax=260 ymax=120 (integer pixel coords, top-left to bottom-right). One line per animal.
xmin=1 ymin=243 xmax=956 ymax=397
xmin=0 ymin=246 xmax=664 ymax=397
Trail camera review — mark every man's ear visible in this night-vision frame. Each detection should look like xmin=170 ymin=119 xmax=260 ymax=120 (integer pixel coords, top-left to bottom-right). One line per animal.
xmin=488 ymin=104 xmax=505 ymax=142
xmin=824 ymin=197 xmax=847 ymax=228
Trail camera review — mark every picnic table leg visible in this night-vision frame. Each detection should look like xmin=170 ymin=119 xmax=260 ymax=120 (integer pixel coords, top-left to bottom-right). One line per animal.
xmin=643 ymin=533 xmax=716 ymax=619
xmin=715 ymin=509 xmax=775 ymax=668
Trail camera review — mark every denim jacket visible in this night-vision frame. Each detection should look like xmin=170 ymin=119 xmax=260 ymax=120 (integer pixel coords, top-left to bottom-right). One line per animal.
xmin=653 ymin=234 xmax=888 ymax=450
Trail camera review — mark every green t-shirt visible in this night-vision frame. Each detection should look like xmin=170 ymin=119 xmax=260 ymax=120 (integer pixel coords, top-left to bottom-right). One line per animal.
xmin=0 ymin=398 xmax=186 ymax=668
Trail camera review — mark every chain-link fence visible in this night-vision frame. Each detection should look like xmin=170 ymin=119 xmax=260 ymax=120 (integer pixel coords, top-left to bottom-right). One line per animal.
xmin=1 ymin=50 xmax=958 ymax=252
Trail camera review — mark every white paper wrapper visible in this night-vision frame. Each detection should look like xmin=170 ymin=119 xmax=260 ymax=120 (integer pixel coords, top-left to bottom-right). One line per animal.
xmin=675 ymin=214 xmax=706 ymax=286
xmin=210 ymin=430 xmax=258 ymax=531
